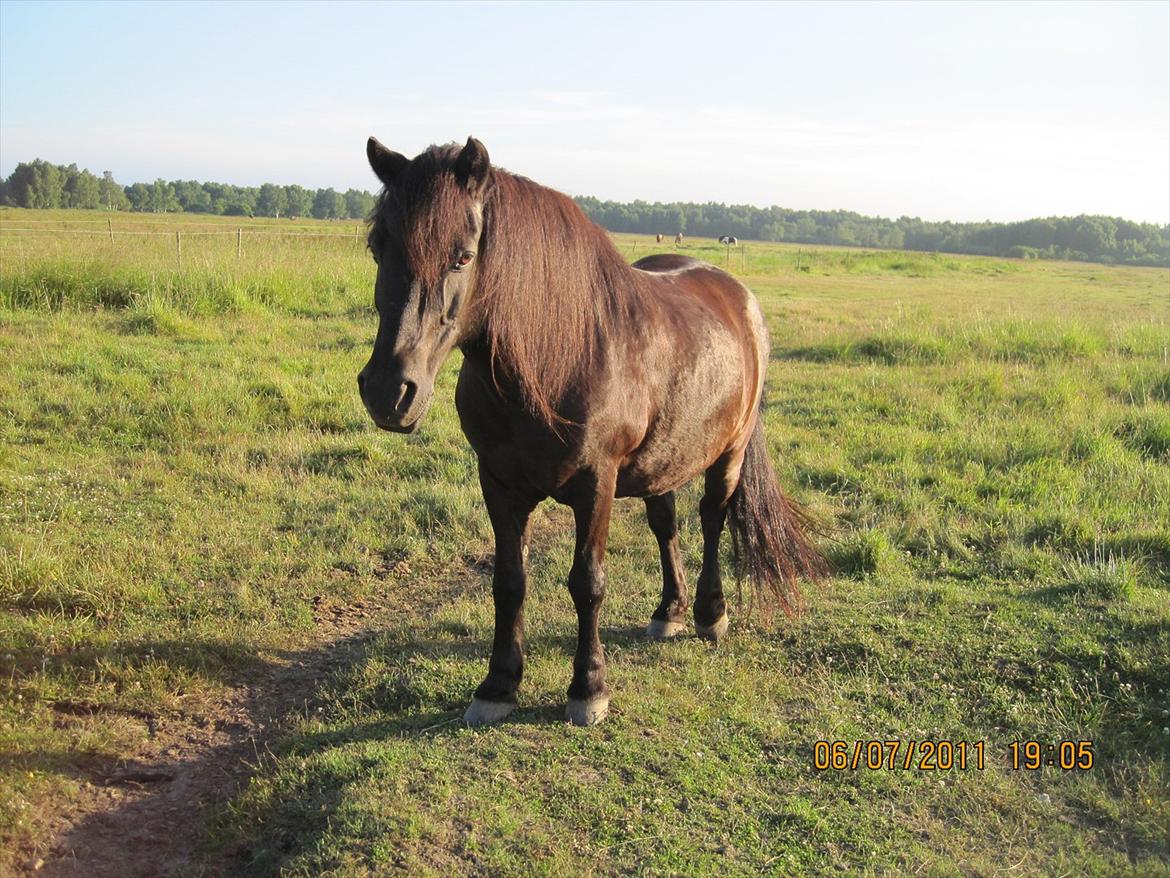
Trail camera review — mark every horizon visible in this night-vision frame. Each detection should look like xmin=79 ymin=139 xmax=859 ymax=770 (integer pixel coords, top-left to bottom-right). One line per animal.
xmin=4 ymin=156 xmax=1170 ymax=230
xmin=1 ymin=1 xmax=1167 ymax=225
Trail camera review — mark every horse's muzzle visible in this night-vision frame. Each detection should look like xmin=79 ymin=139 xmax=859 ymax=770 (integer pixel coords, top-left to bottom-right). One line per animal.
xmin=358 ymin=368 xmax=430 ymax=433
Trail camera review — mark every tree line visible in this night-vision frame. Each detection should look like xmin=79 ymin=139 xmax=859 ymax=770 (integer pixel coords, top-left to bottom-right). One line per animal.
xmin=0 ymin=159 xmax=374 ymax=220
xmin=573 ymin=197 xmax=1169 ymax=267
xmin=2 ymin=158 xmax=1166 ymax=266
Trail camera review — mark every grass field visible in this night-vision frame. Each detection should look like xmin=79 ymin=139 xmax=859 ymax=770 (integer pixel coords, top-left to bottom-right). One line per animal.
xmin=2 ymin=208 xmax=1169 ymax=876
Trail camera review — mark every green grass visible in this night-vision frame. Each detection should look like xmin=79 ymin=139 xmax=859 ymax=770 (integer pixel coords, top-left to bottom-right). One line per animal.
xmin=2 ymin=211 xmax=1169 ymax=875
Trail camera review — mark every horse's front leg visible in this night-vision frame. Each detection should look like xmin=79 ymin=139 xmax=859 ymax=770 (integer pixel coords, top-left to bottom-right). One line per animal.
xmin=465 ymin=463 xmax=539 ymax=726
xmin=564 ymin=467 xmax=617 ymax=726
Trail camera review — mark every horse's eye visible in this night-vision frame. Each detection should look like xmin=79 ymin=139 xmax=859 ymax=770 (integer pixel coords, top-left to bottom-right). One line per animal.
xmin=452 ymin=252 xmax=474 ymax=270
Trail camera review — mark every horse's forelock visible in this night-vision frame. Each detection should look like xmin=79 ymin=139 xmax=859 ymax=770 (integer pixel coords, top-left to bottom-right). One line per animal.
xmin=369 ymin=144 xmax=478 ymax=287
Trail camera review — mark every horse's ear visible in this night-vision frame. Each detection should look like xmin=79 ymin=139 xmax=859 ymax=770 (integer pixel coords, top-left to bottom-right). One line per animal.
xmin=367 ymin=136 xmax=408 ymax=187
xmin=454 ymin=137 xmax=491 ymax=198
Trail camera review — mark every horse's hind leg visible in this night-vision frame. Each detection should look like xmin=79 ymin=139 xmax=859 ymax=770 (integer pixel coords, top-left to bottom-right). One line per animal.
xmin=644 ymin=492 xmax=689 ymax=639
xmin=465 ymin=463 xmax=540 ymax=726
xmin=694 ymin=453 xmax=741 ymax=642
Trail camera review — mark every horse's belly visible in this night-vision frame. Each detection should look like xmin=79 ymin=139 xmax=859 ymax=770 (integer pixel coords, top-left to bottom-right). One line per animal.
xmin=616 ymin=435 xmax=719 ymax=497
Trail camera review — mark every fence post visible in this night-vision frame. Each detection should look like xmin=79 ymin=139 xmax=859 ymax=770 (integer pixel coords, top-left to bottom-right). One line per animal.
xmin=742 ymin=244 xmax=746 ymax=274
xmin=237 ymin=228 xmax=243 ymax=260
xmin=107 ymin=217 xmax=113 ymax=243
xmin=176 ymin=230 xmax=182 ymax=269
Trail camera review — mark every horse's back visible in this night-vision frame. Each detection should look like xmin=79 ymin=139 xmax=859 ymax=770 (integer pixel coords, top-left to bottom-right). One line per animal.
xmin=633 ymin=255 xmax=761 ymax=336
xmin=632 ymin=253 xmax=705 ymax=274
xmin=632 ymin=254 xmax=754 ymax=321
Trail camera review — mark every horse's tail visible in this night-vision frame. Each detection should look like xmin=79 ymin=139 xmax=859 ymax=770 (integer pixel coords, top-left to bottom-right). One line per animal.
xmin=727 ymin=416 xmax=826 ymax=617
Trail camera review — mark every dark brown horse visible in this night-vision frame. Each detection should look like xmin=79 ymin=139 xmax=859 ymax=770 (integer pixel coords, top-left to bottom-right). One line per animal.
xmin=358 ymin=137 xmax=823 ymax=726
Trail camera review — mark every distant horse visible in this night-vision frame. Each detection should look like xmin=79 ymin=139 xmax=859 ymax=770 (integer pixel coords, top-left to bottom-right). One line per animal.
xmin=359 ymin=137 xmax=823 ymax=726
xmin=656 ymin=233 xmax=664 ymax=243
xmin=675 ymin=232 xmax=684 ymax=244
xmin=719 ymin=235 xmax=738 ymax=246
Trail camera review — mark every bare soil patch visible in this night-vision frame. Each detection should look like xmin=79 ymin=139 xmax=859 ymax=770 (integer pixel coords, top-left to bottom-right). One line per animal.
xmin=27 ymin=596 xmax=388 ymax=878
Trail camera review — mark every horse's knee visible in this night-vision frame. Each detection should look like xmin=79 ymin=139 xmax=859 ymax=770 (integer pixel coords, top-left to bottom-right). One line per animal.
xmin=567 ymin=559 xmax=605 ymax=607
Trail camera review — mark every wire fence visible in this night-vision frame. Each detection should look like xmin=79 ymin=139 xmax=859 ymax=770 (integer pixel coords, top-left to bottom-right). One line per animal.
xmin=0 ymin=217 xmax=361 ymax=230
xmin=0 ymin=217 xmax=373 ymax=276
xmin=2 ymin=227 xmax=362 ymax=238
xmin=1 ymin=222 xmax=364 ymax=239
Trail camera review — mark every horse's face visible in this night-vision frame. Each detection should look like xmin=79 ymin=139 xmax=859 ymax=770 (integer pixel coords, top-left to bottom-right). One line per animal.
xmin=358 ymin=137 xmax=490 ymax=433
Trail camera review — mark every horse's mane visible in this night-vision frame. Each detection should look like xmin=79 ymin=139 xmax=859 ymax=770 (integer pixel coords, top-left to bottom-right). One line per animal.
xmin=370 ymin=145 xmax=639 ymax=425
xmin=475 ymin=168 xmax=640 ymax=424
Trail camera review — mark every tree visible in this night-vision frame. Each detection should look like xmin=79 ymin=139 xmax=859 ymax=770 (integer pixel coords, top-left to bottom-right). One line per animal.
xmin=174 ymin=180 xmax=211 ymax=213
xmin=311 ymin=187 xmax=344 ymax=219
xmin=201 ymin=182 xmax=230 ymax=214
xmin=284 ymin=184 xmax=312 ymax=218
xmin=10 ymin=160 xmax=66 ymax=208
xmin=147 ymin=179 xmax=179 ymax=213
xmin=125 ymin=182 xmax=150 ymax=211
xmin=100 ymin=171 xmax=129 ymax=210
xmin=256 ymin=183 xmax=288 ymax=218
xmin=221 ymin=185 xmax=256 ymax=216
xmin=343 ymin=188 xmax=374 ymax=219
xmin=3 ymin=162 xmax=38 ymax=206
xmin=62 ymin=165 xmax=102 ymax=209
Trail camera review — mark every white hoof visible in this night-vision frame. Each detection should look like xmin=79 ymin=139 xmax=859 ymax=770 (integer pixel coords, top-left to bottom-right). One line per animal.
xmin=646 ymin=618 xmax=687 ymax=640
xmin=464 ymin=698 xmax=516 ymax=727
xmin=566 ymin=696 xmax=609 ymax=726
xmin=695 ymin=613 xmax=729 ymax=642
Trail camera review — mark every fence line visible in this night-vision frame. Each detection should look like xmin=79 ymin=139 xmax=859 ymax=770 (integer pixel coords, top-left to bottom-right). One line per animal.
xmin=0 ymin=217 xmax=365 ymax=232
xmin=0 ymin=227 xmax=363 ymax=239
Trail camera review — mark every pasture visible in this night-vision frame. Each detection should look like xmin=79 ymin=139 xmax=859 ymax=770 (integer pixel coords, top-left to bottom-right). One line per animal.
xmin=1 ymin=208 xmax=1168 ymax=876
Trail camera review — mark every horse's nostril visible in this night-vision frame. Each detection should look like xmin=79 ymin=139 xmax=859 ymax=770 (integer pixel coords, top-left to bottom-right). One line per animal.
xmin=394 ymin=381 xmax=417 ymax=414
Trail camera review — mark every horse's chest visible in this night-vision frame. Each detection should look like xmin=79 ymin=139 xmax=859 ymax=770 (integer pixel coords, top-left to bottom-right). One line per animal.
xmin=455 ymin=358 xmax=581 ymax=494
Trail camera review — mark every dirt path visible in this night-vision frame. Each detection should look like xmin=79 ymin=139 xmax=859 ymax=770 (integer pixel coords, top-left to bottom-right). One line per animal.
xmin=29 ymin=595 xmax=391 ymax=878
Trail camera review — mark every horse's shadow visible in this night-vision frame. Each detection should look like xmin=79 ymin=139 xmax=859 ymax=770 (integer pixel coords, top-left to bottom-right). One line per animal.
xmin=34 ymin=607 xmax=667 ymax=877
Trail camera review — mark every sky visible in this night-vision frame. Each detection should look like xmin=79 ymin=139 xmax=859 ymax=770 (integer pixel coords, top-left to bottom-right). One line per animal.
xmin=1 ymin=0 xmax=1167 ymax=223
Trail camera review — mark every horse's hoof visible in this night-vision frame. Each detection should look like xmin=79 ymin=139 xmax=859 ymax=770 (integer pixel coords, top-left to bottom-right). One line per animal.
xmin=695 ymin=613 xmax=729 ymax=642
xmin=464 ymin=698 xmax=516 ymax=727
xmin=566 ymin=696 xmax=609 ymax=726
xmin=646 ymin=618 xmax=687 ymax=640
